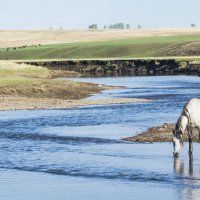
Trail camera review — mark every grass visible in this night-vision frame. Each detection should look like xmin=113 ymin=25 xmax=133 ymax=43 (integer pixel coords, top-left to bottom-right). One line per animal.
xmin=0 ymin=61 xmax=52 ymax=89
xmin=0 ymin=61 xmax=105 ymax=100
xmin=0 ymin=78 xmax=35 ymax=86
xmin=1 ymin=35 xmax=200 ymax=60
xmin=0 ymin=61 xmax=52 ymax=78
xmin=0 ymin=62 xmax=52 ymax=90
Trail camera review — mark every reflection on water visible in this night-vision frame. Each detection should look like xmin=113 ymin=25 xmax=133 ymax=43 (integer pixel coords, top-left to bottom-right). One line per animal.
xmin=1 ymin=76 xmax=200 ymax=200
xmin=173 ymin=153 xmax=200 ymax=200
xmin=174 ymin=157 xmax=185 ymax=176
xmin=174 ymin=154 xmax=193 ymax=176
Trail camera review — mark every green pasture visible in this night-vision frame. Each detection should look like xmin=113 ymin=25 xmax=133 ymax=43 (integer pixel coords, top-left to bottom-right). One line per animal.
xmin=0 ymin=34 xmax=200 ymax=60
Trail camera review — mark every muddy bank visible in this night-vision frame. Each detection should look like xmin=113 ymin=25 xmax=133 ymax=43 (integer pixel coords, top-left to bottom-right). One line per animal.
xmin=24 ymin=59 xmax=200 ymax=76
xmin=0 ymin=96 xmax=149 ymax=111
xmin=124 ymin=123 xmax=200 ymax=143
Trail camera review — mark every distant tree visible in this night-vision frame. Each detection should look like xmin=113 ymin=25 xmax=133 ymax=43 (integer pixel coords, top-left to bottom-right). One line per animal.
xmin=89 ymin=24 xmax=98 ymax=30
xmin=126 ymin=24 xmax=130 ymax=29
xmin=114 ymin=23 xmax=125 ymax=29
xmin=109 ymin=23 xmax=125 ymax=29
xmin=109 ymin=24 xmax=114 ymax=29
xmin=104 ymin=25 xmax=107 ymax=30
xmin=191 ymin=23 xmax=196 ymax=28
xmin=137 ymin=24 xmax=141 ymax=29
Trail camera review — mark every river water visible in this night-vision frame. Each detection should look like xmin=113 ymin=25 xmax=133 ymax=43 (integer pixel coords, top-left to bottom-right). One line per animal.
xmin=1 ymin=76 xmax=200 ymax=200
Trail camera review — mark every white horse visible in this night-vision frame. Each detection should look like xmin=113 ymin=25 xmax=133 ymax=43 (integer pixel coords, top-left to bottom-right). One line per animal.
xmin=173 ymin=98 xmax=200 ymax=157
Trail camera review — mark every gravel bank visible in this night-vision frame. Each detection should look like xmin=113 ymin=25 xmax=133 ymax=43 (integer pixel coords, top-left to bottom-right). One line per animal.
xmin=124 ymin=123 xmax=200 ymax=143
xmin=0 ymin=96 xmax=150 ymax=111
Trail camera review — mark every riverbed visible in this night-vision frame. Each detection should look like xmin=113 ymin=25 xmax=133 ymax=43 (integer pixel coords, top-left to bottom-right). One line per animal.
xmin=1 ymin=76 xmax=200 ymax=200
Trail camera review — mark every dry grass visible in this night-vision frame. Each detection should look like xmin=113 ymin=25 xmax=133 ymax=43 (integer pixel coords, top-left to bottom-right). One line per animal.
xmin=0 ymin=61 xmax=51 ymax=78
xmin=1 ymin=28 xmax=200 ymax=48
xmin=0 ymin=61 xmax=112 ymax=100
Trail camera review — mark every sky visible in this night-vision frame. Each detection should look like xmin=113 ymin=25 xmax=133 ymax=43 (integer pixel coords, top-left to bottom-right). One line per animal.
xmin=0 ymin=0 xmax=200 ymax=29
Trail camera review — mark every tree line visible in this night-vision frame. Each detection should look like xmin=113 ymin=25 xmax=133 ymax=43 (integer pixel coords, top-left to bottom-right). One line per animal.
xmin=88 ymin=23 xmax=142 ymax=30
xmin=89 ymin=23 xmax=198 ymax=30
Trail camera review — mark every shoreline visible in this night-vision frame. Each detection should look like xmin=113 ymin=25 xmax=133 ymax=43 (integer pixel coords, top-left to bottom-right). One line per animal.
xmin=0 ymin=95 xmax=150 ymax=111
xmin=0 ymin=61 xmax=151 ymax=111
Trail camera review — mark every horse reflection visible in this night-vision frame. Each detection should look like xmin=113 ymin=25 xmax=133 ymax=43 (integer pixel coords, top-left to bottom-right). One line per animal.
xmin=173 ymin=154 xmax=198 ymax=200
xmin=173 ymin=154 xmax=193 ymax=176
xmin=173 ymin=156 xmax=184 ymax=175
xmin=189 ymin=154 xmax=193 ymax=176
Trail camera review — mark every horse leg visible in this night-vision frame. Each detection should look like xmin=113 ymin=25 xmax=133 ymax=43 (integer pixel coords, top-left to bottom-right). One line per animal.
xmin=189 ymin=153 xmax=193 ymax=176
xmin=187 ymin=126 xmax=193 ymax=154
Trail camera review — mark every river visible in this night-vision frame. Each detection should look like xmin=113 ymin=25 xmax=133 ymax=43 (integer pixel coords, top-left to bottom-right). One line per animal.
xmin=1 ymin=76 xmax=200 ymax=200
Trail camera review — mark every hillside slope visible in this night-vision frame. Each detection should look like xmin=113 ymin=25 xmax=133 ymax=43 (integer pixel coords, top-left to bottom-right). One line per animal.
xmin=1 ymin=29 xmax=200 ymax=48
xmin=1 ymin=35 xmax=200 ymax=60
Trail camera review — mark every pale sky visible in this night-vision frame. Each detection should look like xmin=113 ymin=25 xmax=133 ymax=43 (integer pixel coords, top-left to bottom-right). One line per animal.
xmin=0 ymin=0 xmax=199 ymax=29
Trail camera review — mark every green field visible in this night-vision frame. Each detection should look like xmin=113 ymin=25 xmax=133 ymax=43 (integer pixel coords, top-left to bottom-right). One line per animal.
xmin=1 ymin=35 xmax=200 ymax=60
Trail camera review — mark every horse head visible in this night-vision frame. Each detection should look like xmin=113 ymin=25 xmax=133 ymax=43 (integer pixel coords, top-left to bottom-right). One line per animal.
xmin=173 ymin=129 xmax=184 ymax=157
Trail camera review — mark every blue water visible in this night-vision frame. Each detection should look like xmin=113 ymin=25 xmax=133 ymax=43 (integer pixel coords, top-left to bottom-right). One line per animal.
xmin=1 ymin=76 xmax=200 ymax=200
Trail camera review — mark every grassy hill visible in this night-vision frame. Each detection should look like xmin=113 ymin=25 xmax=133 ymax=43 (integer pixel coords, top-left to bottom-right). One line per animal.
xmin=1 ymin=34 xmax=200 ymax=60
